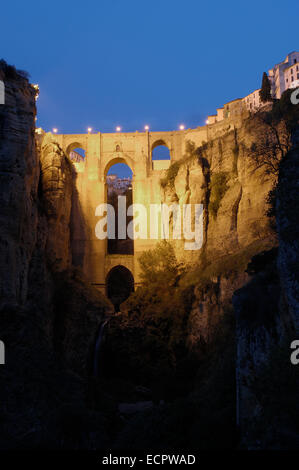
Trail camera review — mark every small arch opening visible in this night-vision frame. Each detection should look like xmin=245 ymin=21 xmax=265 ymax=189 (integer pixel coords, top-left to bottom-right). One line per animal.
xmin=107 ymin=162 xmax=133 ymax=255
xmin=106 ymin=265 xmax=134 ymax=312
xmin=151 ymin=140 xmax=171 ymax=161
xmin=70 ymin=147 xmax=85 ymax=162
xmin=66 ymin=143 xmax=86 ymax=162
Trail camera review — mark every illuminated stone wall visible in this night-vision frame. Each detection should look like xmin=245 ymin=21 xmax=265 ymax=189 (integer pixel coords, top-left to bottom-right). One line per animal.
xmin=52 ymin=128 xmax=208 ymax=291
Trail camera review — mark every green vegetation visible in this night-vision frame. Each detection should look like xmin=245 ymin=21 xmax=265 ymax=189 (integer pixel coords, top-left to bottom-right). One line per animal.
xmin=0 ymin=59 xmax=29 ymax=80
xmin=209 ymin=171 xmax=229 ymax=219
xmin=249 ymin=88 xmax=299 ymax=176
xmin=160 ymin=140 xmax=201 ymax=189
xmin=272 ymin=87 xmax=299 ymax=132
xmin=116 ymin=306 xmax=236 ymax=450
xmin=102 ymin=242 xmax=196 ymax=400
xmin=160 ymin=161 xmax=180 ymax=189
xmin=232 ymin=144 xmax=239 ymax=174
xmin=259 ymin=72 xmax=272 ymax=103
xmin=182 ymin=239 xmax=275 ymax=289
xmin=138 ymin=240 xmax=183 ymax=285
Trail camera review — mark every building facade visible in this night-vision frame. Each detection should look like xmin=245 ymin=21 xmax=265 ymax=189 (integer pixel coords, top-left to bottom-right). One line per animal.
xmin=268 ymin=51 xmax=299 ymax=99
xmin=207 ymin=51 xmax=299 ymax=124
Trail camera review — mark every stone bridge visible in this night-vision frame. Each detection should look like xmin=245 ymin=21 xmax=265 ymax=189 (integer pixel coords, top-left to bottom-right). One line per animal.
xmin=54 ymin=127 xmax=208 ymax=295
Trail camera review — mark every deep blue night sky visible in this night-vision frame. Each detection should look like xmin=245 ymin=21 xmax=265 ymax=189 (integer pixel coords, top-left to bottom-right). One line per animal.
xmin=1 ymin=0 xmax=298 ymax=135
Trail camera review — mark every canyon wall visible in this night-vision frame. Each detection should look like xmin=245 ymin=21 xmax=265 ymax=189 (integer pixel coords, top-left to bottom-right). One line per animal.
xmin=158 ymin=108 xmax=299 ymax=448
xmin=0 ymin=61 xmax=298 ymax=449
xmin=233 ymin=133 xmax=299 ymax=449
xmin=0 ymin=62 xmax=111 ymax=449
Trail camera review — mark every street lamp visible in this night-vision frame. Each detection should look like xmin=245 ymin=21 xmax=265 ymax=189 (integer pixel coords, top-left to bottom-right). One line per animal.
xmin=52 ymin=128 xmax=58 ymax=133
xmin=179 ymin=124 xmax=185 ymax=130
xmin=116 ymin=126 xmax=121 ymax=132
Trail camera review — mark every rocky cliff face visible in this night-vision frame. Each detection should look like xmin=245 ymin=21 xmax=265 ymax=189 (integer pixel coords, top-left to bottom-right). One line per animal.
xmin=0 ymin=62 xmax=111 ymax=449
xmin=163 ymin=118 xmax=276 ymax=265
xmin=39 ymin=133 xmax=73 ymax=271
xmin=159 ymin=114 xmax=278 ymax=347
xmin=233 ymin=139 xmax=299 ymax=449
xmin=276 ymin=132 xmax=299 ymax=335
xmin=0 ymin=63 xmax=39 ymax=307
xmin=157 ymin=109 xmax=299 ymax=449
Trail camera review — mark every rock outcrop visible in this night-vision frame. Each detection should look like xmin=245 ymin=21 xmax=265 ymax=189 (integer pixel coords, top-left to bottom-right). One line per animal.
xmin=39 ymin=133 xmax=73 ymax=271
xmin=0 ymin=63 xmax=39 ymax=306
xmin=162 ymin=118 xmax=276 ymax=266
xmin=0 ymin=62 xmax=111 ymax=449
xmin=234 ymin=136 xmax=299 ymax=449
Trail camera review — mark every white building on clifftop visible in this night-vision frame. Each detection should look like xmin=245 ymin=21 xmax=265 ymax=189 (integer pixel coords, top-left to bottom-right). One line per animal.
xmin=268 ymin=51 xmax=299 ymax=99
xmin=207 ymin=51 xmax=299 ymax=124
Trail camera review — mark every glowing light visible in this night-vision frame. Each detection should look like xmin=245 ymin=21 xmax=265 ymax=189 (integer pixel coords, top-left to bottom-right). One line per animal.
xmin=179 ymin=124 xmax=185 ymax=130
xmin=144 ymin=125 xmax=149 ymax=131
xmin=87 ymin=127 xmax=92 ymax=133
xmin=116 ymin=126 xmax=122 ymax=132
xmin=52 ymin=128 xmax=58 ymax=133
xmin=32 ymin=84 xmax=39 ymax=101
xmin=206 ymin=119 xmax=209 ymax=124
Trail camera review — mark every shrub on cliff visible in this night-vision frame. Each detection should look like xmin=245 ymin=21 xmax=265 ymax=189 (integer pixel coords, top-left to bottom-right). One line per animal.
xmin=272 ymin=88 xmax=299 ymax=132
xmin=160 ymin=161 xmax=180 ymax=189
xmin=160 ymin=140 xmax=200 ymax=189
xmin=138 ymin=240 xmax=184 ymax=286
xmin=248 ymin=91 xmax=299 ymax=175
xmin=116 ymin=307 xmax=236 ymax=449
xmin=209 ymin=171 xmax=229 ymax=219
xmin=0 ymin=59 xmax=29 ymax=80
xmin=116 ymin=241 xmax=196 ymax=395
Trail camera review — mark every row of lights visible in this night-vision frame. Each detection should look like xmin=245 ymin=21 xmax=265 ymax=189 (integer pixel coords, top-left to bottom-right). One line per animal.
xmin=52 ymin=124 xmax=186 ymax=134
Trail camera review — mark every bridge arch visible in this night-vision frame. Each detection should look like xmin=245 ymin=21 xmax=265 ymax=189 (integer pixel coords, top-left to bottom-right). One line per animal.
xmin=151 ymin=139 xmax=171 ymax=161
xmin=106 ymin=264 xmax=134 ymax=311
xmin=104 ymin=156 xmax=134 ymax=178
xmin=151 ymin=138 xmax=170 ymax=151
xmin=66 ymin=141 xmax=86 ymax=157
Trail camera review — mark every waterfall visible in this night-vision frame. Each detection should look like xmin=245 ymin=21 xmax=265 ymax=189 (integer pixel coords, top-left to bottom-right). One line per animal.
xmin=93 ymin=319 xmax=109 ymax=377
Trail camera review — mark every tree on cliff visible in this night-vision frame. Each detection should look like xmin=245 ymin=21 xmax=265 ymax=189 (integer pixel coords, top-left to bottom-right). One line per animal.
xmin=138 ymin=240 xmax=183 ymax=286
xmin=248 ymin=90 xmax=299 ymax=175
xmin=259 ymin=72 xmax=272 ymax=103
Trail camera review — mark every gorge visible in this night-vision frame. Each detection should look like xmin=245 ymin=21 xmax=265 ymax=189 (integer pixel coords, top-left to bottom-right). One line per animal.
xmin=0 ymin=59 xmax=298 ymax=450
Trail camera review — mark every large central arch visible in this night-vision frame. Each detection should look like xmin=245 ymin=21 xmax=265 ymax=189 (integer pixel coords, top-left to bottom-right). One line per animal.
xmin=104 ymin=155 xmax=135 ymax=178
xmin=106 ymin=158 xmax=133 ymax=255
